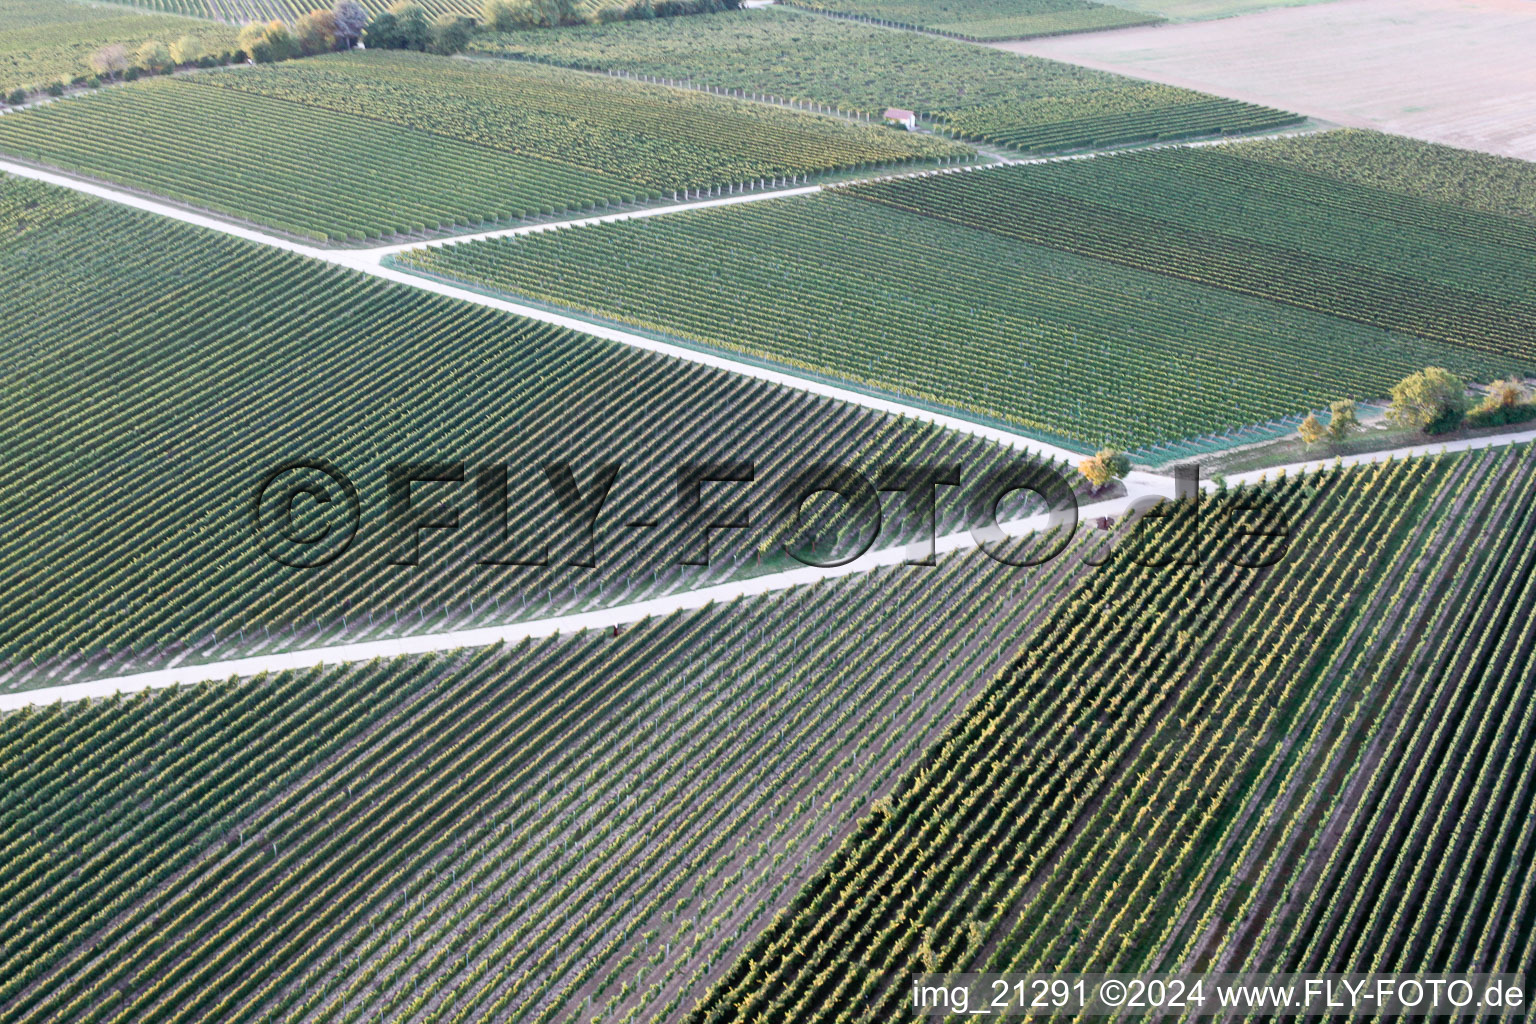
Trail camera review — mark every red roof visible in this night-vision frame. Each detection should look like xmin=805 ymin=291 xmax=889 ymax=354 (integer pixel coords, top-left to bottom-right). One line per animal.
xmin=883 ymin=108 xmax=916 ymax=120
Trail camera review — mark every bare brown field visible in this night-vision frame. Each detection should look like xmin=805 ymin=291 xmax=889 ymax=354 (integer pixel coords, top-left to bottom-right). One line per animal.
xmin=1002 ymin=0 xmax=1536 ymax=161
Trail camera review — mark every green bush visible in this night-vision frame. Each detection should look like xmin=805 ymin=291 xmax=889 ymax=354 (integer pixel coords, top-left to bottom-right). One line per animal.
xmin=1466 ymin=403 xmax=1536 ymax=430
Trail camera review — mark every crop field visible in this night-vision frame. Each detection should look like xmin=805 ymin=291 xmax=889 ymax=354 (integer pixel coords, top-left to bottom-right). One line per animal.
xmin=90 ymin=0 xmax=493 ymax=23
xmin=96 ymin=0 xmax=710 ymax=24
xmin=0 ymin=173 xmax=1035 ymax=682
xmin=1009 ymin=0 xmax=1536 ymax=161
xmin=780 ymin=0 xmax=1160 ymax=40
xmin=854 ymin=142 xmax=1536 ymax=359
xmin=473 ymin=8 xmax=1302 ymax=155
xmin=1240 ymin=128 xmax=1536 ymax=223
xmin=692 ymin=446 xmax=1536 ymax=1021
xmin=8 ymin=0 xmax=1536 ymax=1019
xmin=396 ymin=147 xmax=1527 ymax=450
xmin=0 ymin=51 xmax=959 ymax=242
xmin=0 ymin=0 xmax=238 ymax=94
xmin=0 ymin=536 xmax=1084 ymax=1024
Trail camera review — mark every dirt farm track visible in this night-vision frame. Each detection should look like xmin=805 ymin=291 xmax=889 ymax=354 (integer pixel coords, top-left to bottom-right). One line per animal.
xmin=1005 ymin=0 xmax=1536 ymax=161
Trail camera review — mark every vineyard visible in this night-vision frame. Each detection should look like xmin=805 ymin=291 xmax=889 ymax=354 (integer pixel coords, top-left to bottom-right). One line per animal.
xmin=6 ymin=0 xmax=1535 ymax=1021
xmin=780 ymin=0 xmax=1161 ymax=40
xmin=89 ymin=0 xmax=496 ymax=23
xmin=0 ymin=51 xmax=958 ymax=242
xmin=1238 ymin=128 xmax=1536 ymax=223
xmin=89 ymin=0 xmax=723 ymax=25
xmin=849 ymin=142 xmax=1536 ymax=358
xmin=0 ymin=173 xmax=1038 ymax=683
xmin=0 ymin=535 xmax=1083 ymax=1024
xmin=688 ymin=446 xmax=1536 ymax=1022
xmin=472 ymin=7 xmax=1301 ymax=155
xmin=0 ymin=0 xmax=238 ymax=94
xmin=395 ymin=186 xmax=1521 ymax=450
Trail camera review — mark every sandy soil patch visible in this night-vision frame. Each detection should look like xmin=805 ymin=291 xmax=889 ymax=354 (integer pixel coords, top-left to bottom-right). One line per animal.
xmin=1000 ymin=0 xmax=1536 ymax=161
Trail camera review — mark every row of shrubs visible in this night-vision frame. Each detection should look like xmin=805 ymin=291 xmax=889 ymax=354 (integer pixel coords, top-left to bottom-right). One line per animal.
xmin=1298 ymin=370 xmax=1536 ymax=448
xmin=3 ymin=45 xmax=245 ymax=108
xmin=1402 ymin=370 xmax=1536 ymax=435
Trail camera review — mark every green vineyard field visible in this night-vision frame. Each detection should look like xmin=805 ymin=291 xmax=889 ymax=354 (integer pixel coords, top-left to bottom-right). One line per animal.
xmin=1239 ymin=128 xmax=1536 ymax=224
xmin=849 ymin=142 xmax=1536 ymax=359
xmin=396 ymin=183 xmax=1521 ymax=451
xmin=89 ymin=0 xmax=717 ymax=26
xmin=0 ymin=0 xmax=238 ymax=94
xmin=87 ymin=0 xmax=498 ymax=24
xmin=0 ymin=50 xmax=959 ymax=242
xmin=0 ymin=538 xmax=1080 ymax=1024
xmin=472 ymin=7 xmax=1301 ymax=155
xmin=692 ymin=446 xmax=1536 ymax=1022
xmin=7 ymin=0 xmax=1533 ymax=1021
xmin=0 ymin=173 xmax=1032 ymax=682
xmin=780 ymin=0 xmax=1161 ymax=40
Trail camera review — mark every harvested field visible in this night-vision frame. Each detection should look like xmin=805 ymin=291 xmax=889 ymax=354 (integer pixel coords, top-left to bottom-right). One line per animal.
xmin=1005 ymin=0 xmax=1536 ymax=160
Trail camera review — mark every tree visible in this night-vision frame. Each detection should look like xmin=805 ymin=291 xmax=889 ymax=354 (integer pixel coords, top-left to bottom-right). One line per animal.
xmin=332 ymin=0 xmax=368 ymax=46
xmin=1326 ymin=399 xmax=1358 ymax=443
xmin=387 ymin=1 xmax=432 ymax=48
xmin=429 ymin=13 xmax=473 ymax=52
xmin=1298 ymin=413 xmax=1327 ymax=446
xmin=134 ymin=40 xmax=172 ymax=72
xmin=1387 ymin=367 xmax=1468 ymax=434
xmin=240 ymin=20 xmax=296 ymax=62
xmin=1078 ymin=448 xmax=1131 ymax=492
xmin=169 ymin=34 xmax=203 ymax=64
xmin=89 ymin=43 xmax=129 ymax=80
xmin=6 ymin=88 xmax=26 ymax=106
xmin=237 ymin=22 xmax=271 ymax=61
xmin=1468 ymin=377 xmax=1532 ymax=427
xmin=1478 ymin=377 xmax=1528 ymax=412
xmin=589 ymin=0 xmax=627 ymax=21
xmin=263 ymin=20 xmax=297 ymax=60
xmin=519 ymin=0 xmax=577 ymax=26
xmin=483 ymin=0 xmax=519 ymax=30
xmin=296 ymin=9 xmax=340 ymax=54
xmin=363 ymin=10 xmax=401 ymax=47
